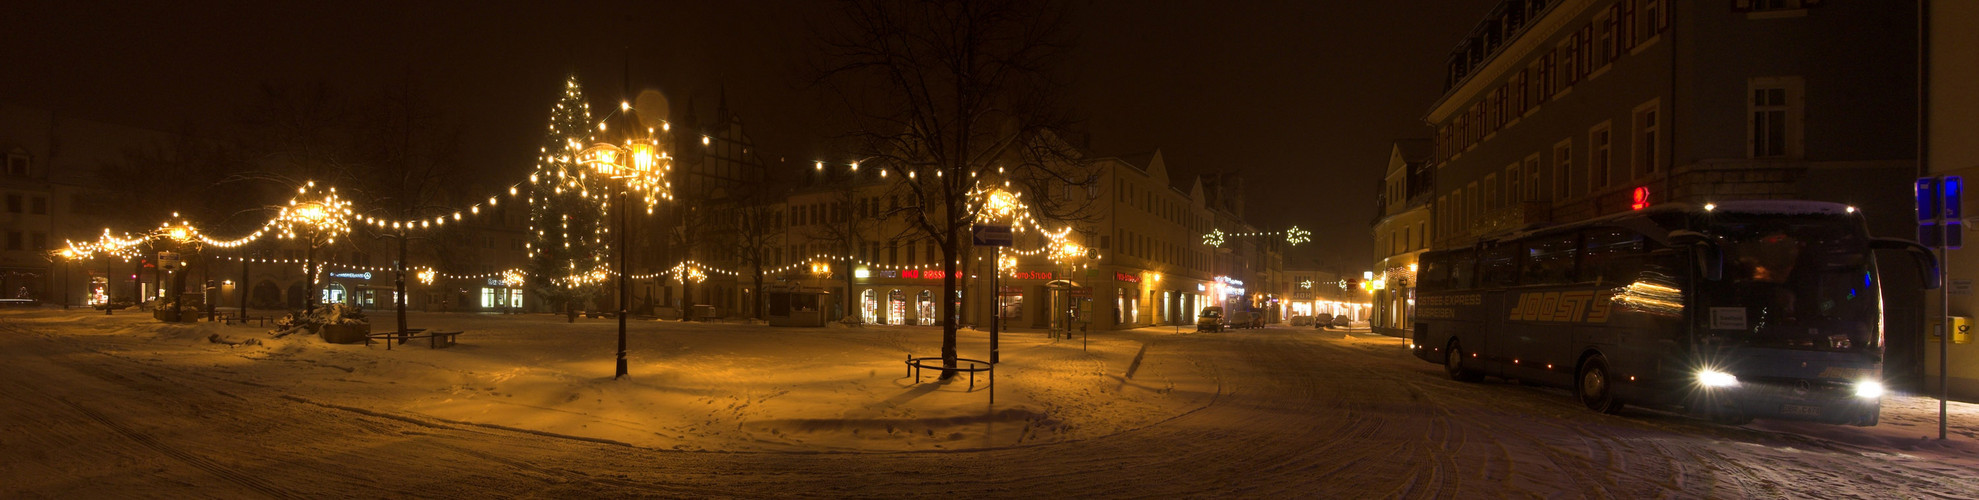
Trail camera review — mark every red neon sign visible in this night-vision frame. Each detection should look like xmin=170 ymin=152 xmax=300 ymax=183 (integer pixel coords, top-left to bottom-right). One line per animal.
xmin=1630 ymin=186 xmax=1651 ymax=210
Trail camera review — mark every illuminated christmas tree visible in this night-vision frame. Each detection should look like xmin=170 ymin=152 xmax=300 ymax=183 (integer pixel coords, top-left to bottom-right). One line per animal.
xmin=526 ymin=74 xmax=612 ymax=315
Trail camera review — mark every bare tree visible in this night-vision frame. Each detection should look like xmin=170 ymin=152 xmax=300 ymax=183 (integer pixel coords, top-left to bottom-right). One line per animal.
xmin=814 ymin=0 xmax=1094 ymax=377
xmin=344 ymin=78 xmax=465 ymax=337
xmin=710 ymin=183 xmax=791 ymax=320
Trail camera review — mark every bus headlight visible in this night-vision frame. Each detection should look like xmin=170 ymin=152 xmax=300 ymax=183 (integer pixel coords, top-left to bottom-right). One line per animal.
xmin=1698 ymin=369 xmax=1740 ymax=388
xmin=1854 ymin=380 xmax=1885 ymax=399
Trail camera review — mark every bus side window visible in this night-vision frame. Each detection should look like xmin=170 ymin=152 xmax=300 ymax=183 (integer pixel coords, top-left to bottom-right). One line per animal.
xmin=1582 ymin=228 xmax=1646 ymax=285
xmin=1479 ymin=244 xmax=1520 ymax=288
xmin=1522 ymin=234 xmax=1579 ymax=285
xmin=1420 ymin=253 xmax=1450 ymax=291
xmin=1450 ymin=250 xmax=1479 ymax=290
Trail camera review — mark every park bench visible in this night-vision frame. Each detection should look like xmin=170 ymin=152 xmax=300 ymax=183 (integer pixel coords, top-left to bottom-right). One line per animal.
xmin=366 ymin=328 xmax=464 ymax=350
xmin=223 ymin=313 xmax=271 ymax=327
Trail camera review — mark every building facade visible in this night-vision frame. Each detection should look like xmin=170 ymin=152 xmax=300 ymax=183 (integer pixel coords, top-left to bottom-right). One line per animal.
xmin=1926 ymin=0 xmax=1979 ymax=400
xmin=1425 ymin=0 xmax=1927 ymax=385
xmin=1370 ymin=140 xmax=1433 ymax=336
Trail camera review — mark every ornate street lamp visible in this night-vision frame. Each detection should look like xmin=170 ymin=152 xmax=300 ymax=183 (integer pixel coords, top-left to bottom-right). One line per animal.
xmin=577 ymin=103 xmax=671 ymax=380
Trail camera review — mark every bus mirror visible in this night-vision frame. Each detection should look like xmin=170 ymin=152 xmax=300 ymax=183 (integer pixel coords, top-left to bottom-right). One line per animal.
xmin=1870 ymin=237 xmax=1942 ymax=290
xmin=1695 ymin=246 xmax=1724 ymax=281
xmin=1670 ymin=230 xmax=1723 ymax=281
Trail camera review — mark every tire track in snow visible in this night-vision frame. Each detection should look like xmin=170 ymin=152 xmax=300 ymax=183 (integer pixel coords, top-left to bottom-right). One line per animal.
xmin=54 ymin=396 xmax=297 ymax=499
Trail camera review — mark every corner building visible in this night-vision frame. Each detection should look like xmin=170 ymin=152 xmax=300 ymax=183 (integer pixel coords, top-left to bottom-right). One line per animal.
xmin=1426 ymin=1 xmax=1925 ymax=385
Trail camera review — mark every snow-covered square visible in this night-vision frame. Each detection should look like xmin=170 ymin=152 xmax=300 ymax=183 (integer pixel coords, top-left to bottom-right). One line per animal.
xmin=3 ymin=308 xmax=1977 ymax=497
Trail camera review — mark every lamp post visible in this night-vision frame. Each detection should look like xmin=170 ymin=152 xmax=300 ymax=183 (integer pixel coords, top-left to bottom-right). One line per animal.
xmin=981 ymin=188 xmax=1018 ymax=363
xmin=579 ymin=105 xmax=669 ymax=380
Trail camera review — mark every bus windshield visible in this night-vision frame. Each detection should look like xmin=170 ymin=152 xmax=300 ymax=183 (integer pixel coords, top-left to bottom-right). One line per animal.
xmin=1701 ymin=213 xmax=1878 ymax=352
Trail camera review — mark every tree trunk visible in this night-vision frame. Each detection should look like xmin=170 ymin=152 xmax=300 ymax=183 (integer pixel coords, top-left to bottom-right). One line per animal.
xmin=939 ymin=201 xmax=959 ymax=379
xmin=395 ymin=231 xmax=408 ymax=336
xmin=751 ymin=259 xmax=764 ymax=320
xmin=305 ymin=244 xmax=317 ymax=314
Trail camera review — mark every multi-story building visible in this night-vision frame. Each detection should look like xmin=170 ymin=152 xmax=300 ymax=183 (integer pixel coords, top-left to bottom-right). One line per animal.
xmin=1425 ymin=0 xmax=1925 ymax=385
xmin=740 ymin=147 xmax=1274 ymax=331
xmin=1 ymin=103 xmax=167 ymax=306
xmin=1370 ymin=140 xmax=1433 ymax=336
xmin=1926 ymin=0 xmax=1979 ymax=400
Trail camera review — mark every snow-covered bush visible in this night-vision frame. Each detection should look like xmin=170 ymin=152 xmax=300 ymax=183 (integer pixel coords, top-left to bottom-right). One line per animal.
xmin=307 ymin=303 xmax=369 ymax=327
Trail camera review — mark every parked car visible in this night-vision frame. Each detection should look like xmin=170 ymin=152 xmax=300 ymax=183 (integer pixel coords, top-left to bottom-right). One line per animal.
xmin=1329 ymin=315 xmax=1350 ymax=328
xmin=1314 ymin=313 xmax=1334 ymax=329
xmin=1197 ymin=307 xmax=1225 ymax=332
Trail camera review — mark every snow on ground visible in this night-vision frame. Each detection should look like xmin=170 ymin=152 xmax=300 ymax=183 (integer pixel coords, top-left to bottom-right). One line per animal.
xmin=8 ymin=307 xmax=1979 ymax=496
xmin=0 ymin=308 xmax=1214 ymax=453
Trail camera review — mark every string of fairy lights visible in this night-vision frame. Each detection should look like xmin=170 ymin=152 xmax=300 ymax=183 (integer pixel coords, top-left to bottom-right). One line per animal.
xmin=56 ymin=72 xmax=1311 ymax=300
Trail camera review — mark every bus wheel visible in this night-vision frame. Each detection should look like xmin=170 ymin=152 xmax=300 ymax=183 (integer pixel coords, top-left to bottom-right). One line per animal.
xmin=1445 ymin=340 xmax=1482 ymax=382
xmin=1577 ymin=355 xmax=1624 ymax=414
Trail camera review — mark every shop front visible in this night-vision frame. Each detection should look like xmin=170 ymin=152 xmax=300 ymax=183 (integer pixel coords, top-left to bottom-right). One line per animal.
xmin=853 ymin=266 xmax=965 ymax=326
xmin=479 ymin=277 xmax=525 ymax=312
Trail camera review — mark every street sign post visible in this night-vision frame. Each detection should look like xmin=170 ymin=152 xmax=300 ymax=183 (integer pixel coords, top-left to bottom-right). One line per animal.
xmin=1919 ymin=175 xmax=1962 ymax=440
xmin=972 ymin=224 xmax=1012 ymax=247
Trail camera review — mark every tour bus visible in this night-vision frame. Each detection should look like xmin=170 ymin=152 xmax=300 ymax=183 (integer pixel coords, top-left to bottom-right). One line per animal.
xmin=1410 ymin=200 xmax=1936 ymax=425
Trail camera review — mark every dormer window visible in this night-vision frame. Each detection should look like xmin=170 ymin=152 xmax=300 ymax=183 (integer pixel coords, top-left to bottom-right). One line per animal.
xmin=5 ymin=153 xmax=26 ymax=177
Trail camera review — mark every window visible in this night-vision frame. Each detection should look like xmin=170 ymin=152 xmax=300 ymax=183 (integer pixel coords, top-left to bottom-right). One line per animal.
xmin=29 ymin=196 xmax=45 ymax=215
xmin=5 ymin=232 xmax=18 ymax=251
xmin=1749 ymin=77 xmax=1802 ymax=158
xmin=1581 ymin=228 xmax=1647 ymax=285
xmin=1553 ymin=140 xmax=1574 ymax=200
xmin=1536 ymin=50 xmax=1555 ymax=101
xmin=5 ymin=155 xmax=25 ymax=176
xmin=4 ymin=194 xmax=17 ymax=213
xmin=1643 ymin=0 xmax=1668 ymax=37
xmin=1594 ymin=10 xmax=1614 ymax=69
xmin=1521 ymin=233 xmax=1579 ymax=285
xmin=30 ymin=232 xmax=45 ymax=251
xmin=1590 ymin=122 xmax=1613 ymax=191
xmin=1506 ymin=164 xmax=1522 ymax=204
xmin=1524 ymin=154 xmax=1544 ymax=202
xmin=1558 ymin=39 xmax=1578 ymax=91
xmin=1420 ymin=253 xmax=1451 ymax=291
xmin=1449 ymin=250 xmax=1478 ymax=290
xmin=1634 ymin=100 xmax=1661 ymax=177
xmin=1483 ymin=173 xmax=1498 ymax=211
xmin=1478 ymin=244 xmax=1520 ymax=288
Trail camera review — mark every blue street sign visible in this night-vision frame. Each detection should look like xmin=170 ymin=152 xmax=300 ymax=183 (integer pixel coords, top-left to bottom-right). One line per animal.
xmin=1919 ymin=177 xmax=1939 ymax=222
xmin=1946 ymin=176 xmax=1963 ymax=219
xmin=1952 ymin=220 xmax=1965 ymax=250
xmin=972 ymin=224 xmax=1013 ymax=247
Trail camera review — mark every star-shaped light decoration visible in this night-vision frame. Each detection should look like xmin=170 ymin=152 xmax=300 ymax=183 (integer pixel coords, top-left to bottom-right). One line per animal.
xmin=1203 ymin=229 xmax=1226 ymax=247
xmin=1285 ymin=226 xmax=1311 ymax=246
xmin=1300 ymin=279 xmax=1313 ymax=290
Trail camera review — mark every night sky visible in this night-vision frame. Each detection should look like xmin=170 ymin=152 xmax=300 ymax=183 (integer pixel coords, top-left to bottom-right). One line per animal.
xmin=4 ymin=0 xmax=1498 ymax=269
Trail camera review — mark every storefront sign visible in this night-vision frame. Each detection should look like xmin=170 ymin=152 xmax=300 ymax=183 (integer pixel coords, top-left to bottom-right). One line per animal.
xmin=901 ymin=270 xmax=951 ymax=279
xmin=1069 ymin=287 xmax=1092 ymax=298
xmin=1115 ymin=272 xmax=1140 ymax=283
xmin=487 ymin=278 xmax=504 ymax=287
xmin=877 ymin=270 xmax=900 ymax=279
xmin=1009 ymin=271 xmax=1053 ymax=280
xmin=330 ymin=272 xmax=372 ymax=280
xmin=998 ymin=286 xmax=1024 ymax=296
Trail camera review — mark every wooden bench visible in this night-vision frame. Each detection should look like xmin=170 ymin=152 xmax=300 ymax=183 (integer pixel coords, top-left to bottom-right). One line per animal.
xmin=221 ymin=313 xmax=271 ymax=327
xmin=365 ymin=329 xmax=462 ymax=350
